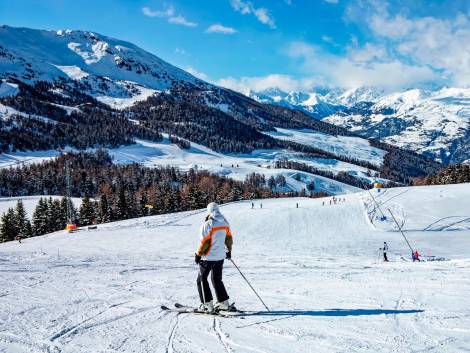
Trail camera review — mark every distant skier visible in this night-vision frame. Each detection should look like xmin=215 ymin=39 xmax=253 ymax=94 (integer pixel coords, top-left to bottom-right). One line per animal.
xmin=195 ymin=202 xmax=233 ymax=313
xmin=251 ymin=202 xmax=254 ymax=209
xmin=383 ymin=242 xmax=389 ymax=262
xmin=260 ymin=203 xmax=263 ymax=209
xmin=412 ymin=250 xmax=421 ymax=262
xmin=296 ymin=203 xmax=299 ymax=208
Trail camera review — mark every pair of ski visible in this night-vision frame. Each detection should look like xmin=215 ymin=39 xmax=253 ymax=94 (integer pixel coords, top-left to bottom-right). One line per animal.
xmin=161 ymin=303 xmax=248 ymax=318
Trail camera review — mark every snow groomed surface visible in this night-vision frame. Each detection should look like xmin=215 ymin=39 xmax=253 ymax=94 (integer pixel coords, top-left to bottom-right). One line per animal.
xmin=1 ymin=184 xmax=470 ymax=352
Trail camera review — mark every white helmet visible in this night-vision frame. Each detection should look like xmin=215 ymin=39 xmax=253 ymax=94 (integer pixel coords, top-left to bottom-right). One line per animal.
xmin=207 ymin=202 xmax=220 ymax=214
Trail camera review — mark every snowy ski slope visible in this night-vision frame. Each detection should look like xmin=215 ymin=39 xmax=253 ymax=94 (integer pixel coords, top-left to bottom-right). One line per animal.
xmin=1 ymin=184 xmax=470 ymax=352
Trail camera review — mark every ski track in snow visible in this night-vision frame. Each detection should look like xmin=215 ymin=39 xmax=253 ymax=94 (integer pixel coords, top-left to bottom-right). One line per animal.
xmin=1 ymin=185 xmax=470 ymax=352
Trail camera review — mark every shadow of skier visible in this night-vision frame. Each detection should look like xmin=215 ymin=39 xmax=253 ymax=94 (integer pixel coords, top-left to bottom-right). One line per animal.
xmin=236 ymin=308 xmax=424 ymax=328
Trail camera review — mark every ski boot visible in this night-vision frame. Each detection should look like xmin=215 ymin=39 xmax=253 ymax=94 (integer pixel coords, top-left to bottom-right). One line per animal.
xmin=215 ymin=300 xmax=237 ymax=312
xmin=199 ymin=300 xmax=215 ymax=314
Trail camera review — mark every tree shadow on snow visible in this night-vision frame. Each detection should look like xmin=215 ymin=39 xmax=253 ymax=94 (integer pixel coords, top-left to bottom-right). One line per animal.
xmin=237 ymin=308 xmax=424 ymax=328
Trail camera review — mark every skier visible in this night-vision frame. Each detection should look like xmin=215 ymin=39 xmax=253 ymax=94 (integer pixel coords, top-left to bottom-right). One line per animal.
xmin=260 ymin=203 xmax=263 ymax=209
xmin=195 ymin=202 xmax=233 ymax=313
xmin=251 ymin=202 xmax=254 ymax=209
xmin=412 ymin=250 xmax=421 ymax=262
xmin=383 ymin=242 xmax=389 ymax=262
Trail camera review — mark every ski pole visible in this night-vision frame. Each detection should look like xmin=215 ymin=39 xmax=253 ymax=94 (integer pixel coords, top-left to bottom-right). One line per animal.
xmin=229 ymin=259 xmax=270 ymax=311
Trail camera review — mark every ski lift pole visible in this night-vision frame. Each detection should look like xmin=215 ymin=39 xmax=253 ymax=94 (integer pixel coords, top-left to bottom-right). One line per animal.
xmin=387 ymin=208 xmax=414 ymax=254
xmin=362 ymin=181 xmax=387 ymax=220
xmin=230 ymin=259 xmax=270 ymax=312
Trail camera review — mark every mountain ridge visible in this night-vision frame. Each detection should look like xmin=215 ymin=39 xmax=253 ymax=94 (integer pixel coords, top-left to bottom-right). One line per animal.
xmin=0 ymin=25 xmax=440 ymax=187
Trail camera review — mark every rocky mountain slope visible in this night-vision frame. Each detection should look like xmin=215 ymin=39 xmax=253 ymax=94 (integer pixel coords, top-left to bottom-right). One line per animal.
xmin=249 ymin=86 xmax=470 ymax=164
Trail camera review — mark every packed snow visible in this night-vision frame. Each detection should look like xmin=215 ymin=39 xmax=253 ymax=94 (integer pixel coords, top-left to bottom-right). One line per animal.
xmin=264 ymin=128 xmax=387 ymax=166
xmin=0 ymin=196 xmax=82 ymax=219
xmin=96 ymin=84 xmax=158 ymax=110
xmin=0 ymin=150 xmax=60 ymax=169
xmin=0 ymin=80 xmax=19 ymax=98
xmin=1 ymin=183 xmax=470 ymax=352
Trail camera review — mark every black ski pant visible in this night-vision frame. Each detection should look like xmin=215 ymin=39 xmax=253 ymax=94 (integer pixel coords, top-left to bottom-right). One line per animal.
xmin=383 ymin=252 xmax=388 ymax=262
xmin=197 ymin=260 xmax=229 ymax=304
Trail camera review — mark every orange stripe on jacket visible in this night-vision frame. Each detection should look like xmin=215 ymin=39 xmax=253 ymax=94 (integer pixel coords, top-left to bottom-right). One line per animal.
xmin=197 ymin=226 xmax=231 ymax=256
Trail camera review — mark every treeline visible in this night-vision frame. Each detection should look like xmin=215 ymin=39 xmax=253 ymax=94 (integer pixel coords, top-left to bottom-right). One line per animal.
xmin=0 ymin=151 xmax=308 ymax=241
xmin=414 ymin=163 xmax=470 ymax=186
xmin=369 ymin=139 xmax=441 ymax=184
xmin=168 ymin=134 xmax=190 ymax=150
xmin=130 ymin=92 xmax=278 ymax=153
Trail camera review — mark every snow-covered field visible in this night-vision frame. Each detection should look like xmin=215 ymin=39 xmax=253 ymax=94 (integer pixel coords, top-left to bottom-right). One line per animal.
xmin=0 ymin=132 xmax=384 ymax=196
xmin=1 ymin=184 xmax=470 ymax=352
xmin=265 ymin=128 xmax=387 ymax=166
xmin=0 ymin=196 xmax=82 ymax=219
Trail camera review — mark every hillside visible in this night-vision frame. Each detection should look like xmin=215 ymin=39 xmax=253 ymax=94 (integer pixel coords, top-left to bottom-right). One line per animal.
xmin=1 ymin=184 xmax=470 ymax=352
xmin=0 ymin=25 xmax=441 ymax=189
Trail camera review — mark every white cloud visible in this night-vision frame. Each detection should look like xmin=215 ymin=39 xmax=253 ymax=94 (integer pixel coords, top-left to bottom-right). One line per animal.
xmin=365 ymin=6 xmax=470 ymax=86
xmin=348 ymin=43 xmax=387 ymax=63
xmin=142 ymin=6 xmax=174 ymax=18
xmin=175 ymin=47 xmax=187 ymax=55
xmin=323 ymin=0 xmax=339 ymax=3
xmin=186 ymin=67 xmax=208 ymax=80
xmin=287 ymin=41 xmax=439 ymax=90
xmin=206 ymin=24 xmax=237 ymax=34
xmin=229 ymin=0 xmax=276 ymax=29
xmin=168 ymin=15 xmax=197 ymax=27
xmin=142 ymin=6 xmax=197 ymax=28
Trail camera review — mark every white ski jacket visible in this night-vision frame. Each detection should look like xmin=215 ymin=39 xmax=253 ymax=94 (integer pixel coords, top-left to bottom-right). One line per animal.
xmin=196 ymin=206 xmax=233 ymax=261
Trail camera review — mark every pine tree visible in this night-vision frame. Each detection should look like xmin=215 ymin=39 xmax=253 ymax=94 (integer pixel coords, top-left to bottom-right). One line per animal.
xmin=32 ymin=198 xmax=49 ymax=236
xmin=1 ymin=208 xmax=17 ymax=242
xmin=126 ymin=192 xmax=138 ymax=219
xmin=99 ymin=194 xmax=111 ymax=223
xmin=115 ymin=187 xmax=128 ymax=220
xmin=51 ymin=199 xmax=64 ymax=231
xmin=79 ymin=196 xmax=95 ymax=226
xmin=138 ymin=192 xmax=150 ymax=217
xmin=59 ymin=197 xmax=68 ymax=224
xmin=46 ymin=197 xmax=57 ymax=233
xmin=23 ymin=220 xmax=33 ymax=238
xmin=14 ymin=200 xmax=28 ymax=237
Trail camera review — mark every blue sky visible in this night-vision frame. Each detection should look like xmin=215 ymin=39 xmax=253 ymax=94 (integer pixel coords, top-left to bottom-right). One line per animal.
xmin=2 ymin=0 xmax=470 ymax=92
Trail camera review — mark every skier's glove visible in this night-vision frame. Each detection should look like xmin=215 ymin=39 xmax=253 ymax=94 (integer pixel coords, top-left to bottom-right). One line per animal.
xmin=195 ymin=253 xmax=202 ymax=264
xmin=226 ymin=251 xmax=231 ymax=260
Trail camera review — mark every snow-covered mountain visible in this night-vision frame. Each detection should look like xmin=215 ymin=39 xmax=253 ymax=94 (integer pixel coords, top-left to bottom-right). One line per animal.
xmin=326 ymin=87 xmax=470 ymax=164
xmin=249 ymin=87 xmax=342 ymax=119
xmin=0 ymin=25 xmax=441 ymax=188
xmin=0 ymin=25 xmax=205 ymax=108
xmin=250 ymin=86 xmax=470 ymax=164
